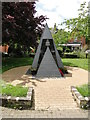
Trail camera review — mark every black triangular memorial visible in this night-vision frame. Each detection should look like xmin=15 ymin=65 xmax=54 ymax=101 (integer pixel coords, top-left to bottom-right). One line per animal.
xmin=31 ymin=23 xmax=64 ymax=78
xmin=36 ymin=47 xmax=61 ymax=77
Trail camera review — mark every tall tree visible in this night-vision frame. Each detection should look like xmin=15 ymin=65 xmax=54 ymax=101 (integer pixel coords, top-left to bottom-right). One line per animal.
xmin=52 ymin=28 xmax=70 ymax=49
xmin=61 ymin=2 xmax=88 ymax=41
xmin=2 ymin=2 xmax=47 ymax=49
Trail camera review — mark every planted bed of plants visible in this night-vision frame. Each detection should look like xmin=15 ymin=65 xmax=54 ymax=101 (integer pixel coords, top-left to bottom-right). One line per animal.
xmin=0 ymin=81 xmax=33 ymax=110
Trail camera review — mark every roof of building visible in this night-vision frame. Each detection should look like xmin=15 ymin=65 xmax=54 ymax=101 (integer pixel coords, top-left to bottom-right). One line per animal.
xmin=59 ymin=43 xmax=81 ymax=47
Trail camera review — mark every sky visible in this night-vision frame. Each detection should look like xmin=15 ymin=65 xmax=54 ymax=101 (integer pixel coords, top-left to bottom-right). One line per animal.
xmin=36 ymin=0 xmax=89 ymax=29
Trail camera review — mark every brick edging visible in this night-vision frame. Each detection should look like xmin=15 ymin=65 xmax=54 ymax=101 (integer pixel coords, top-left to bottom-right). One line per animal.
xmin=0 ymin=87 xmax=34 ymax=109
xmin=71 ymin=86 xmax=90 ymax=109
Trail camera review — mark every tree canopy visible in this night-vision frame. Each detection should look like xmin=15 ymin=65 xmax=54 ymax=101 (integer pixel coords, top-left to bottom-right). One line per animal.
xmin=2 ymin=2 xmax=47 ymax=48
xmin=51 ymin=1 xmax=89 ymax=49
xmin=51 ymin=23 xmax=70 ymax=50
xmin=52 ymin=27 xmax=70 ymax=45
xmin=61 ymin=2 xmax=88 ymax=40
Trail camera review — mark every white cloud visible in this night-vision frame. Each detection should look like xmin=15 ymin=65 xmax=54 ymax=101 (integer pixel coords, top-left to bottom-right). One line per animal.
xmin=36 ymin=7 xmax=63 ymax=28
xmin=36 ymin=0 xmax=89 ymax=28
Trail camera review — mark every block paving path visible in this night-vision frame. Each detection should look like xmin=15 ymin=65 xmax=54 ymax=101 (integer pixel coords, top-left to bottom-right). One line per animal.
xmin=2 ymin=66 xmax=88 ymax=118
xmin=1 ymin=106 xmax=89 ymax=118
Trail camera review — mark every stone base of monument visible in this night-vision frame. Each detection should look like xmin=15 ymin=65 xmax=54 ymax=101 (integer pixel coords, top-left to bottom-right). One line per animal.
xmin=64 ymin=72 xmax=72 ymax=77
xmin=26 ymin=67 xmax=72 ymax=78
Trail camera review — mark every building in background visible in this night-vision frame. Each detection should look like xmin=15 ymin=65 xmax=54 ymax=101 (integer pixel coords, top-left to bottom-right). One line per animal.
xmin=59 ymin=36 xmax=86 ymax=51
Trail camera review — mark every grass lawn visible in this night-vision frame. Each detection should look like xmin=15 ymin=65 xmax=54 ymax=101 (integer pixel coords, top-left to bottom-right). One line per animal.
xmin=2 ymin=57 xmax=33 ymax=73
xmin=0 ymin=81 xmax=28 ymax=97
xmin=76 ymin=84 xmax=90 ymax=97
xmin=2 ymin=57 xmax=88 ymax=73
xmin=62 ymin=58 xmax=88 ymax=70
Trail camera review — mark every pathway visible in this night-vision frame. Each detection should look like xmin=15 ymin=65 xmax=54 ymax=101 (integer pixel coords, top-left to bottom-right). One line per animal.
xmin=1 ymin=106 xmax=88 ymax=118
xmin=2 ymin=66 xmax=88 ymax=118
xmin=28 ymin=67 xmax=88 ymax=110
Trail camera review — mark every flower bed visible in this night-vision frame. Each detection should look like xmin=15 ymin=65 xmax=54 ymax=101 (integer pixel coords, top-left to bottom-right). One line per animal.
xmin=1 ymin=84 xmax=28 ymax=97
xmin=0 ymin=87 xmax=34 ymax=110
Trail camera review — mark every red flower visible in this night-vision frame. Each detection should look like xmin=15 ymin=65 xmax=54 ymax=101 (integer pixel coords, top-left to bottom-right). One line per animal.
xmin=32 ymin=49 xmax=34 ymax=53
xmin=59 ymin=68 xmax=64 ymax=77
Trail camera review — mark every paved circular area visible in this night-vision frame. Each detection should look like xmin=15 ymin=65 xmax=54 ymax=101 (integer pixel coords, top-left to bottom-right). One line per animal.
xmin=2 ymin=66 xmax=88 ymax=118
xmin=2 ymin=66 xmax=30 ymax=82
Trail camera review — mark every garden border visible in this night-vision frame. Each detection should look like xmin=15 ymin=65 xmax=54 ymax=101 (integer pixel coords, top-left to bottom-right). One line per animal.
xmin=71 ymin=86 xmax=90 ymax=109
xmin=0 ymin=87 xmax=34 ymax=109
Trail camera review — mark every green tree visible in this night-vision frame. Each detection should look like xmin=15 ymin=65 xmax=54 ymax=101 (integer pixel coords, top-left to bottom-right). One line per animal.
xmin=61 ymin=2 xmax=88 ymax=40
xmin=52 ymin=28 xmax=70 ymax=49
xmin=2 ymin=2 xmax=47 ymax=50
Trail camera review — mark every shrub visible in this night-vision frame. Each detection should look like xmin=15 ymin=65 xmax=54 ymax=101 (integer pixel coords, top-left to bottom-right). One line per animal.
xmin=77 ymin=51 xmax=86 ymax=58
xmin=63 ymin=52 xmax=78 ymax=58
xmin=63 ymin=50 xmax=86 ymax=58
xmin=65 ymin=47 xmax=71 ymax=52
